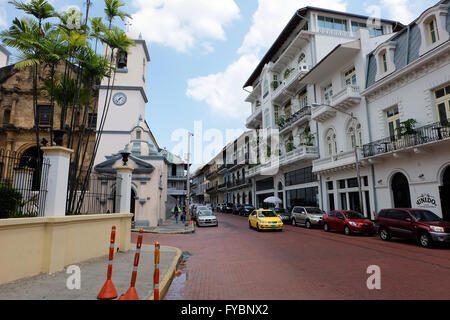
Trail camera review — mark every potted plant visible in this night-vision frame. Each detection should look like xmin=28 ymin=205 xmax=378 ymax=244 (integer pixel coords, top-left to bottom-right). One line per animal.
xmin=271 ymin=80 xmax=280 ymax=91
xmin=276 ymin=116 xmax=286 ymax=128
xmin=255 ymin=100 xmax=261 ymax=108
xmin=285 ymin=141 xmax=296 ymax=153
xmin=299 ymin=125 xmax=315 ymax=147
xmin=284 ymin=68 xmax=295 ymax=80
xmin=395 ymin=119 xmax=418 ymax=148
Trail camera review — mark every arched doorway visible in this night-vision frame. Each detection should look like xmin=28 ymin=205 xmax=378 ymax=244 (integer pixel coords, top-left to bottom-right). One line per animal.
xmin=439 ymin=166 xmax=450 ymax=221
xmin=391 ymin=172 xmax=412 ymax=208
xmin=19 ymin=146 xmax=43 ymax=191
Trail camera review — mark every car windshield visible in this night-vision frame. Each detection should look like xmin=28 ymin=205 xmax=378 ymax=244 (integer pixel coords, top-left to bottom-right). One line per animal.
xmin=258 ymin=211 xmax=277 ymax=218
xmin=196 ymin=206 xmax=208 ymax=211
xmin=245 ymin=206 xmax=254 ymax=209
xmin=344 ymin=211 xmax=365 ymax=219
xmin=306 ymin=207 xmax=324 ymax=214
xmin=410 ymin=210 xmax=441 ymax=222
xmin=199 ymin=210 xmax=214 ymax=216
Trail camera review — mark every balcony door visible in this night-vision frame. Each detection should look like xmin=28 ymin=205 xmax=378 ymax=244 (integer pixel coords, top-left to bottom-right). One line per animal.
xmin=386 ymin=106 xmax=400 ymax=140
xmin=434 ymin=84 xmax=450 ymax=124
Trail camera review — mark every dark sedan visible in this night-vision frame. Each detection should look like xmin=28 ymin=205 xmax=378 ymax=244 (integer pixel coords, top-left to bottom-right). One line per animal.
xmin=223 ymin=203 xmax=234 ymax=213
xmin=239 ymin=205 xmax=255 ymax=216
xmin=272 ymin=208 xmax=291 ymax=224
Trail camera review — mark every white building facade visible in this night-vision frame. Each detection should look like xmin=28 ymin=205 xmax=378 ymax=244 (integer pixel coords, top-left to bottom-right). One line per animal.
xmin=244 ymin=6 xmax=402 ymax=210
xmin=361 ymin=0 xmax=450 ymax=220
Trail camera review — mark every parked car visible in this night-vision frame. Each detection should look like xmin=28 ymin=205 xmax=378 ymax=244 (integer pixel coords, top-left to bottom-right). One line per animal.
xmin=291 ymin=206 xmax=325 ymax=228
xmin=233 ymin=204 xmax=243 ymax=215
xmin=193 ymin=205 xmax=208 ymax=221
xmin=196 ymin=209 xmax=218 ymax=227
xmin=248 ymin=209 xmax=283 ymax=232
xmin=240 ymin=205 xmax=255 ymax=216
xmin=223 ymin=203 xmax=234 ymax=213
xmin=323 ymin=210 xmax=375 ymax=235
xmin=270 ymin=208 xmax=291 ymax=224
xmin=375 ymin=208 xmax=450 ymax=248
xmin=215 ymin=203 xmax=224 ymax=212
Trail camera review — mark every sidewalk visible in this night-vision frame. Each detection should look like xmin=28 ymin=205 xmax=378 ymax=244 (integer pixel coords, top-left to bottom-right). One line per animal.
xmin=0 ymin=244 xmax=182 ymax=300
xmin=132 ymin=216 xmax=195 ymax=234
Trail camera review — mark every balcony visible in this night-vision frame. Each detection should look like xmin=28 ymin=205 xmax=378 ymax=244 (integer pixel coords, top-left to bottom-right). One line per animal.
xmin=247 ymin=145 xmax=319 ymax=178
xmin=272 ymin=64 xmax=310 ymax=104
xmin=167 ymin=175 xmax=188 ymax=181
xmin=217 ymin=183 xmax=226 ymax=190
xmin=313 ymin=149 xmax=363 ymax=174
xmin=331 ymin=85 xmax=361 ymax=112
xmin=311 ymin=103 xmax=337 ymax=122
xmin=246 ymin=106 xmax=262 ymax=129
xmin=363 ymin=119 xmax=450 ymax=159
xmin=278 ymin=106 xmax=311 ymax=134
xmin=168 ymin=188 xmax=188 ymax=196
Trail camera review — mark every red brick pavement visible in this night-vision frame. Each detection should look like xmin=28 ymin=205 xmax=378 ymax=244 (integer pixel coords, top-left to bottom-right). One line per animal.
xmin=132 ymin=212 xmax=450 ymax=300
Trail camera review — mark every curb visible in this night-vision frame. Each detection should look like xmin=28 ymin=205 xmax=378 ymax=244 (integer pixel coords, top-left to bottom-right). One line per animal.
xmin=148 ymin=246 xmax=183 ymax=300
xmin=131 ymin=226 xmax=195 ymax=234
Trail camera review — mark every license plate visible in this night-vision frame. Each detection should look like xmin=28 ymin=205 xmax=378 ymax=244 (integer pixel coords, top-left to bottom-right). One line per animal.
xmin=271 ymin=225 xmax=277 ymax=228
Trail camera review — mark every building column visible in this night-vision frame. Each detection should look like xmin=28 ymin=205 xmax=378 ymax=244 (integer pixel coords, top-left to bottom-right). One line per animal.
xmin=116 ymin=166 xmax=133 ymax=213
xmin=41 ymin=146 xmax=73 ymax=217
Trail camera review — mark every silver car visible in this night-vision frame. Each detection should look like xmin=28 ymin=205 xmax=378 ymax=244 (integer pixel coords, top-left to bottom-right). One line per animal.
xmin=193 ymin=205 xmax=208 ymax=221
xmin=196 ymin=210 xmax=218 ymax=227
xmin=291 ymin=206 xmax=325 ymax=228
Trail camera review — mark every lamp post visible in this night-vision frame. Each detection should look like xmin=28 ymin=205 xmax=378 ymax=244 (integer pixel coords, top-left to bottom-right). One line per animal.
xmin=312 ymin=103 xmax=364 ymax=216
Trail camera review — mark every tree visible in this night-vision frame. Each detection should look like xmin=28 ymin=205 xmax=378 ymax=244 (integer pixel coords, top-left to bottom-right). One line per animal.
xmin=1 ymin=0 xmax=134 ymax=215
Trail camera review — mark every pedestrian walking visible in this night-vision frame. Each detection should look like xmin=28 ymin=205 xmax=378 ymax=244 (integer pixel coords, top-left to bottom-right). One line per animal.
xmin=181 ymin=207 xmax=186 ymax=223
xmin=174 ymin=205 xmax=179 ymax=223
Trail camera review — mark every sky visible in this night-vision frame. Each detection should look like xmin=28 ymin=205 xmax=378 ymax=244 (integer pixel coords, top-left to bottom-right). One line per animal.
xmin=0 ymin=0 xmax=438 ymax=169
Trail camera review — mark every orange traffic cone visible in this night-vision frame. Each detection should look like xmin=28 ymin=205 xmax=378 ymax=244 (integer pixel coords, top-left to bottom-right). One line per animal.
xmin=98 ymin=226 xmax=118 ymax=300
xmin=118 ymin=229 xmax=144 ymax=300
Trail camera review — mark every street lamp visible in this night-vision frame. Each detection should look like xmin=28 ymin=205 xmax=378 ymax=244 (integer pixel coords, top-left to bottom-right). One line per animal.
xmin=186 ymin=132 xmax=194 ymax=217
xmin=312 ymin=102 xmax=364 ymax=216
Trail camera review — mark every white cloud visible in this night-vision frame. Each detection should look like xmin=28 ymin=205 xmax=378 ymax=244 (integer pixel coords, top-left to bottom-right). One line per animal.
xmin=186 ymin=54 xmax=259 ymax=119
xmin=0 ymin=0 xmax=7 ymax=28
xmin=238 ymin=0 xmax=347 ymax=56
xmin=187 ymin=0 xmax=348 ymax=119
xmin=379 ymin=0 xmax=415 ymax=24
xmin=130 ymin=0 xmax=240 ymax=53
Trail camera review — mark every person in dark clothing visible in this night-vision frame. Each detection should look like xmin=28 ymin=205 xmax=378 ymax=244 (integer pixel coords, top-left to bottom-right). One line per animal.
xmin=174 ymin=205 xmax=179 ymax=223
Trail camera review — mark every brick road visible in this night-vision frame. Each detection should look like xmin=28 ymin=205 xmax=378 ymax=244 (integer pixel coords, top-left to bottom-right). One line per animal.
xmin=133 ymin=212 xmax=450 ymax=300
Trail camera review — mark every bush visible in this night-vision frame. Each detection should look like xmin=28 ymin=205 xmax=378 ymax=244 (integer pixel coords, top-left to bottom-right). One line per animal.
xmin=0 ymin=184 xmax=22 ymax=219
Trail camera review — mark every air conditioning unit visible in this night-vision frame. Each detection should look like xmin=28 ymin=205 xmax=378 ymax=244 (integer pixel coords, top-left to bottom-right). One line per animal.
xmin=299 ymin=63 xmax=309 ymax=72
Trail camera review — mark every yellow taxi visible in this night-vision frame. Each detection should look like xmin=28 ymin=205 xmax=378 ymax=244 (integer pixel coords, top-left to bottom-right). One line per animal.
xmin=248 ymin=209 xmax=284 ymax=232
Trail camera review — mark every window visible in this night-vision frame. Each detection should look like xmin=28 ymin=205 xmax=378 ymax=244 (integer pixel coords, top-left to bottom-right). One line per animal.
xmin=37 ymin=105 xmax=51 ymax=127
xmin=88 ymin=113 xmax=97 ymax=129
xmin=3 ymin=109 xmax=11 ymax=125
xmin=374 ymin=42 xmax=397 ymax=81
xmin=136 ymin=130 xmax=141 ymax=140
xmin=327 ymin=181 xmax=334 ymax=190
xmin=298 ymin=52 xmax=306 ymax=64
xmin=381 ymin=51 xmax=388 ymax=72
xmin=285 ymin=167 xmax=317 ymax=186
xmin=434 ymin=83 xmax=450 ymax=124
xmin=326 ymin=129 xmax=337 ymax=156
xmin=349 ymin=123 xmax=362 ymax=149
xmin=284 ymin=102 xmax=291 ymax=117
xmin=116 ymin=50 xmax=128 ymax=69
xmin=386 ymin=106 xmax=400 ymax=139
xmin=369 ymin=27 xmax=384 ymax=37
xmin=318 ymin=16 xmax=348 ymax=31
xmin=428 ymin=17 xmax=439 ymax=44
xmin=344 ymin=67 xmax=356 ymax=86
xmin=323 ymin=83 xmax=333 ymax=103
xmin=298 ymin=90 xmax=308 ymax=108
xmin=351 ymin=21 xmax=366 ymax=32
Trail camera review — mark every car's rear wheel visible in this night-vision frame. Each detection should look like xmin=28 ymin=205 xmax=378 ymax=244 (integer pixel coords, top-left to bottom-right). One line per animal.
xmin=305 ymin=220 xmax=311 ymax=229
xmin=379 ymin=227 xmax=391 ymax=241
xmin=418 ymin=232 xmax=433 ymax=248
xmin=323 ymin=223 xmax=329 ymax=232
xmin=291 ymin=218 xmax=296 ymax=226
xmin=344 ymin=225 xmax=351 ymax=236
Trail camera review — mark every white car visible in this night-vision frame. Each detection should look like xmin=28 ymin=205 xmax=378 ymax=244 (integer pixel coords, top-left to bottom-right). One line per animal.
xmin=196 ymin=210 xmax=218 ymax=227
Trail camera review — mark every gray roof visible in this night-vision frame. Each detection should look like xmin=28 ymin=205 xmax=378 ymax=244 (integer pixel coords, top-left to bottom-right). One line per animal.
xmin=366 ymin=0 xmax=450 ymax=89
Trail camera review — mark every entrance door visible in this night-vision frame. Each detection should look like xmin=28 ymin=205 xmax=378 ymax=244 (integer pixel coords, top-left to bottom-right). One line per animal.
xmin=391 ymin=173 xmax=412 ymax=208
xmin=440 ymin=166 xmax=450 ymax=221
xmin=130 ymin=189 xmax=136 ymax=221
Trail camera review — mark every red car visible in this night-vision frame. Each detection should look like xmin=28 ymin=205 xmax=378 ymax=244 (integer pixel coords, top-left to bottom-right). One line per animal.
xmin=375 ymin=208 xmax=450 ymax=248
xmin=323 ymin=210 xmax=375 ymax=236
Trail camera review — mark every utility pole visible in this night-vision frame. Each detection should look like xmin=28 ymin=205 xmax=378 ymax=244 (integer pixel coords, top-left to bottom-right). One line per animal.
xmin=186 ymin=132 xmax=194 ymax=218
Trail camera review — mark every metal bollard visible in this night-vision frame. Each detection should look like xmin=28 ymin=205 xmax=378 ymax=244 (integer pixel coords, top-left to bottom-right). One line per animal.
xmin=154 ymin=242 xmax=160 ymax=300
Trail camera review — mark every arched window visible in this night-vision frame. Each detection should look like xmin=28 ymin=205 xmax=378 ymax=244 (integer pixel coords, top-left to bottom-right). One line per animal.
xmin=348 ymin=123 xmax=362 ymax=150
xmin=326 ymin=129 xmax=337 ymax=156
xmin=3 ymin=109 xmax=11 ymax=125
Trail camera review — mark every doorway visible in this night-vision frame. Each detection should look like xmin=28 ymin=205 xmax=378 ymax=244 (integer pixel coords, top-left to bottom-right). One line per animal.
xmin=439 ymin=166 xmax=450 ymax=221
xmin=130 ymin=189 xmax=136 ymax=222
xmin=391 ymin=172 xmax=412 ymax=208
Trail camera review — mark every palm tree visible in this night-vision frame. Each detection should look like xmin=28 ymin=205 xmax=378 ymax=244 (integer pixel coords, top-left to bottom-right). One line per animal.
xmin=104 ymin=0 xmax=132 ymax=29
